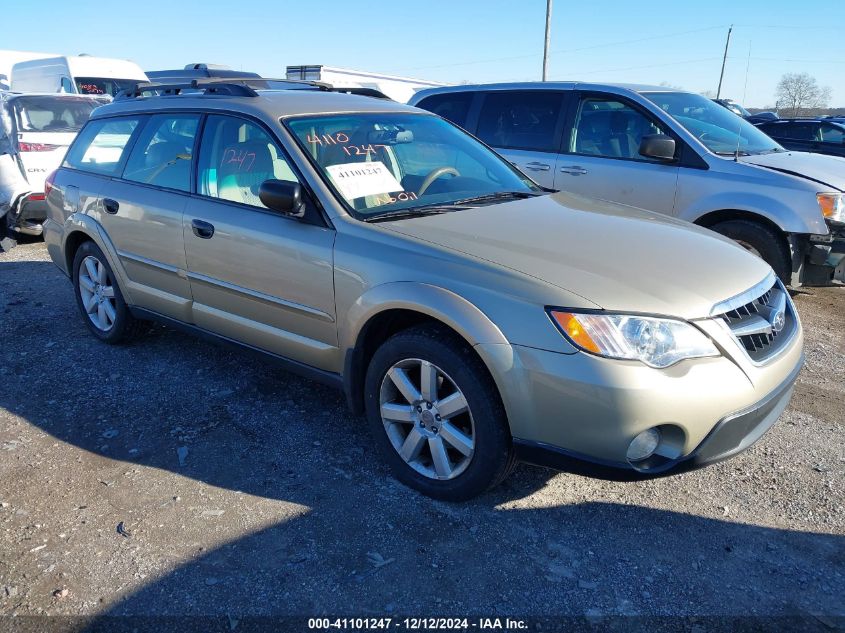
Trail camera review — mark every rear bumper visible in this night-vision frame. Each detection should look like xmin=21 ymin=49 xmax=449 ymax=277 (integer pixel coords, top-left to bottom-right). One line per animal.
xmin=512 ymin=358 xmax=801 ymax=480
xmin=7 ymin=194 xmax=47 ymax=236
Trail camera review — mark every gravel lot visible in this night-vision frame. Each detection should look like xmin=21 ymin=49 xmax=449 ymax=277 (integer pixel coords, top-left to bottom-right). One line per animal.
xmin=0 ymin=240 xmax=843 ymax=626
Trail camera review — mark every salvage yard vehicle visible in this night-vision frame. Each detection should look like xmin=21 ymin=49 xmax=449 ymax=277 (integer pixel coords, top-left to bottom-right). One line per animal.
xmin=755 ymin=119 xmax=845 ymax=159
xmin=410 ymin=83 xmax=845 ymax=286
xmin=42 ymin=81 xmax=803 ymax=500
xmin=11 ymin=55 xmax=147 ymax=97
xmin=1 ymin=92 xmax=105 ymax=236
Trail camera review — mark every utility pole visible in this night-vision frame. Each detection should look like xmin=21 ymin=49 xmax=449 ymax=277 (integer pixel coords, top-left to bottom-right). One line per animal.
xmin=542 ymin=0 xmax=552 ymax=81
xmin=716 ymin=24 xmax=733 ymax=99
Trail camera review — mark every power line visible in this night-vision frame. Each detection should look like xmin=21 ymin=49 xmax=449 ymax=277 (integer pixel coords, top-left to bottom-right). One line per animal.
xmin=575 ymin=56 xmax=722 ymax=76
xmin=735 ymin=56 xmax=845 ymax=65
xmin=388 ymin=25 xmax=728 ymax=73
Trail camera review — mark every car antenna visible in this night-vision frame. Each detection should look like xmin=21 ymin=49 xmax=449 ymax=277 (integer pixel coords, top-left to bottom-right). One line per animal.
xmin=734 ymin=41 xmax=752 ymax=162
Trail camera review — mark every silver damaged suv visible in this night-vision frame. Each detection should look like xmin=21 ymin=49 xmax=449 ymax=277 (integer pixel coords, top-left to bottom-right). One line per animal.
xmin=43 ymin=80 xmax=804 ymax=500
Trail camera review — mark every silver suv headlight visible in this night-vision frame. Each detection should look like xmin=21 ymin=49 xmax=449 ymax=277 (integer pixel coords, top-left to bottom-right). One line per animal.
xmin=549 ymin=310 xmax=719 ymax=369
xmin=817 ymin=193 xmax=844 ymax=224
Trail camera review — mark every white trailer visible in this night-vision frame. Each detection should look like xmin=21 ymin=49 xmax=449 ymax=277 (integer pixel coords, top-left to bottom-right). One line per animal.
xmin=0 ymin=50 xmax=57 ymax=90
xmin=286 ymin=65 xmax=446 ymax=103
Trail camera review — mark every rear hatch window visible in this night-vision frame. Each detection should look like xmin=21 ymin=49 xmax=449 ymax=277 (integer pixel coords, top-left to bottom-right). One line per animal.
xmin=13 ymin=96 xmax=103 ymax=133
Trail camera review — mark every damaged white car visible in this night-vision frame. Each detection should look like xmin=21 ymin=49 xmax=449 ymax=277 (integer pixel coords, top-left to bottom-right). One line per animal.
xmin=1 ymin=92 xmax=105 ymax=238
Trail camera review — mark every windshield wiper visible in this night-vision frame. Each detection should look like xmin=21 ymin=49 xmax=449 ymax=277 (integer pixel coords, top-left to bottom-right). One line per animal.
xmin=362 ymin=191 xmax=542 ymax=223
xmin=363 ymin=207 xmax=464 ymax=223
xmin=447 ymin=190 xmax=542 ymax=205
xmin=714 ymin=150 xmax=751 ymax=157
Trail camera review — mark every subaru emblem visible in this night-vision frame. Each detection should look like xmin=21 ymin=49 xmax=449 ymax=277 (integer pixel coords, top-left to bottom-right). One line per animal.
xmin=771 ymin=309 xmax=785 ymax=333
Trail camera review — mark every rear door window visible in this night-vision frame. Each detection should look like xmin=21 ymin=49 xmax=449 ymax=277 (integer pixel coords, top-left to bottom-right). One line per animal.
xmin=415 ymin=92 xmax=474 ymax=129
xmin=476 ymin=91 xmax=564 ymax=152
xmin=63 ymin=117 xmax=140 ymax=176
xmin=122 ymin=114 xmax=200 ymax=192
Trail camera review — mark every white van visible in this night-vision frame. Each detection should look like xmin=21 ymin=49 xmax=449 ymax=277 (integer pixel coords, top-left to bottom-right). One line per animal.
xmin=11 ymin=55 xmax=147 ymax=97
xmin=0 ymin=50 xmax=57 ymax=90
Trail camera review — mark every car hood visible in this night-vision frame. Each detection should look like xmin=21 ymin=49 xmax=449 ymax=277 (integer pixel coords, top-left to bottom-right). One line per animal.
xmin=380 ymin=192 xmax=772 ymax=319
xmin=739 ymin=151 xmax=845 ymax=192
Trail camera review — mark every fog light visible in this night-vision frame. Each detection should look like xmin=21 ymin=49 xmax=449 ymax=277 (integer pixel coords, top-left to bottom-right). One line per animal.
xmin=627 ymin=428 xmax=661 ymax=461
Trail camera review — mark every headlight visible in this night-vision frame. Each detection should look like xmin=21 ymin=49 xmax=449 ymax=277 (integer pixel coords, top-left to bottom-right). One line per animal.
xmin=549 ymin=311 xmax=719 ymax=368
xmin=817 ymin=193 xmax=844 ymax=223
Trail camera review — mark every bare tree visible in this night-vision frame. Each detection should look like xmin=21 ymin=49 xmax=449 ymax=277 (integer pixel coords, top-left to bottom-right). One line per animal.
xmin=775 ymin=73 xmax=832 ymax=117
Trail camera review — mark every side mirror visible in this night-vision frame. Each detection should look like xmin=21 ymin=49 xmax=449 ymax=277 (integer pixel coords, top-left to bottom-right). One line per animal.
xmin=639 ymin=134 xmax=676 ymax=161
xmin=258 ymin=179 xmax=305 ymax=218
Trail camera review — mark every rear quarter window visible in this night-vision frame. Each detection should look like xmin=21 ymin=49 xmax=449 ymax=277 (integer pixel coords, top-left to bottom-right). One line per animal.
xmin=64 ymin=117 xmax=140 ymax=176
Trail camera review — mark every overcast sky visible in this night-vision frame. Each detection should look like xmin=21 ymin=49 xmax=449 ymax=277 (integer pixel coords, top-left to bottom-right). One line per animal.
xmin=3 ymin=0 xmax=842 ymax=107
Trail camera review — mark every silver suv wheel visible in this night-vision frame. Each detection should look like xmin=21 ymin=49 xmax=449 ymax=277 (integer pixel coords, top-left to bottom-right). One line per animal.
xmin=77 ymin=255 xmax=117 ymax=332
xmin=379 ymin=358 xmax=475 ymax=480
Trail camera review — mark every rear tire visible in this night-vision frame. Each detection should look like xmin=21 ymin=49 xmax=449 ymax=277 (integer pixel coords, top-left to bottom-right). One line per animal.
xmin=72 ymin=241 xmax=146 ymax=344
xmin=709 ymin=219 xmax=791 ymax=284
xmin=364 ymin=325 xmax=515 ymax=501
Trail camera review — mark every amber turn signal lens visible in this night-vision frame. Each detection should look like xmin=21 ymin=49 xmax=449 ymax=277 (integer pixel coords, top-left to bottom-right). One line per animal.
xmin=551 ymin=311 xmax=600 ymax=353
xmin=818 ymin=194 xmax=836 ymax=218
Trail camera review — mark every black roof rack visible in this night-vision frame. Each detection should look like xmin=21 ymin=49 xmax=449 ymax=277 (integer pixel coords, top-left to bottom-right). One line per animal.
xmin=328 ymin=87 xmax=392 ymax=100
xmin=115 ymin=77 xmax=393 ymax=101
xmin=115 ymin=77 xmax=332 ymax=100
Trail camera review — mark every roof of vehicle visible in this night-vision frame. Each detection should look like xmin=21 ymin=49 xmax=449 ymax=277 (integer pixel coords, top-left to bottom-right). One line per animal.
xmin=91 ymin=86 xmax=419 ymax=120
xmin=11 ymin=55 xmax=147 ymax=79
xmin=758 ymin=119 xmax=844 ymax=126
xmin=0 ymin=91 xmax=109 ymax=102
xmin=410 ymin=81 xmax=687 ymax=101
xmin=146 ymin=69 xmax=262 ymax=80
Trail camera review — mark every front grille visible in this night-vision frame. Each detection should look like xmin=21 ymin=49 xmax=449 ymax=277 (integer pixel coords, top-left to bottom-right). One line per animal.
xmin=714 ymin=280 xmax=796 ymax=363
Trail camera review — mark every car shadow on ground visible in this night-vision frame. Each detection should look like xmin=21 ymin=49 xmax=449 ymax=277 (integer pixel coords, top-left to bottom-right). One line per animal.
xmin=1 ymin=260 xmax=843 ymax=625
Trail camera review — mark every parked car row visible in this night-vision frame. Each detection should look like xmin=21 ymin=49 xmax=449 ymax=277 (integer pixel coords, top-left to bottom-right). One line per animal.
xmin=410 ymin=82 xmax=845 ymax=286
xmin=35 ymin=79 xmax=808 ymax=500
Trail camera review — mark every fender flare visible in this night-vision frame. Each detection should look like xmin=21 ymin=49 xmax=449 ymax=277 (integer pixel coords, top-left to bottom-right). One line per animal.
xmin=341 ymin=281 xmax=508 ymax=352
xmin=340 ymin=282 xmax=508 ymax=412
xmin=61 ymin=213 xmax=134 ymax=304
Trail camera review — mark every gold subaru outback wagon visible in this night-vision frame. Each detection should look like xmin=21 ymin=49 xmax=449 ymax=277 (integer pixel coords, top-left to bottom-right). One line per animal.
xmin=42 ymin=80 xmax=803 ymax=500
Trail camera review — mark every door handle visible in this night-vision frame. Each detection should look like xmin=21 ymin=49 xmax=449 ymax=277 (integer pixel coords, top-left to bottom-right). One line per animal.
xmin=524 ymin=161 xmax=551 ymax=172
xmin=102 ymin=198 xmax=119 ymax=214
xmin=191 ymin=219 xmax=215 ymax=239
xmin=559 ymin=166 xmax=588 ymax=175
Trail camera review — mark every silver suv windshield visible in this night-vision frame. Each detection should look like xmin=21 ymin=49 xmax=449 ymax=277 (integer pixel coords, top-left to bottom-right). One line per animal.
xmin=286 ymin=113 xmax=542 ymax=220
xmin=644 ymin=91 xmax=784 ymax=156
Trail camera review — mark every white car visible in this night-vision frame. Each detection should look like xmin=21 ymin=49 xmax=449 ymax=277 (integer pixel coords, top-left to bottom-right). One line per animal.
xmin=1 ymin=92 xmax=105 ymax=236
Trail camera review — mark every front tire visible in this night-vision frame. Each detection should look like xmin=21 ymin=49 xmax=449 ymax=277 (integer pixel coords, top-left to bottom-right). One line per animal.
xmin=709 ymin=219 xmax=791 ymax=284
xmin=364 ymin=325 xmax=514 ymax=501
xmin=72 ymin=241 xmax=145 ymax=344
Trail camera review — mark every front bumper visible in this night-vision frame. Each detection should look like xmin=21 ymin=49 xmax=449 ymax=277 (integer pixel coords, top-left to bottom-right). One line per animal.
xmin=475 ymin=315 xmax=804 ymax=477
xmin=511 ymin=359 xmax=800 ymax=479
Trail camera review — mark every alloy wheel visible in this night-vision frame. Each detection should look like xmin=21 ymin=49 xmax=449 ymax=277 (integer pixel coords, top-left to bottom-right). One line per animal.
xmin=379 ymin=358 xmax=475 ymax=480
xmin=78 ymin=255 xmax=117 ymax=332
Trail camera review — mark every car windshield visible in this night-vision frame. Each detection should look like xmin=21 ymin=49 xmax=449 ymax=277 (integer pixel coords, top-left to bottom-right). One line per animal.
xmin=286 ymin=112 xmax=542 ymax=220
xmin=12 ymin=95 xmax=103 ymax=132
xmin=75 ymin=77 xmax=139 ymax=97
xmin=645 ymin=92 xmax=784 ymax=155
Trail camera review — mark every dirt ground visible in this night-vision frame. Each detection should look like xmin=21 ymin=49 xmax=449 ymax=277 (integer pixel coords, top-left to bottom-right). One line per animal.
xmin=0 ymin=240 xmax=843 ymax=628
